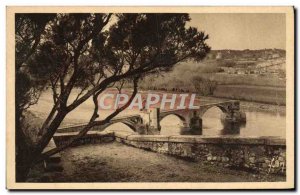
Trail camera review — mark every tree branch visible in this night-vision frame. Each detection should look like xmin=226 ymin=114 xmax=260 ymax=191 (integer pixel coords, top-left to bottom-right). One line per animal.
xmin=37 ymin=77 xmax=139 ymax=161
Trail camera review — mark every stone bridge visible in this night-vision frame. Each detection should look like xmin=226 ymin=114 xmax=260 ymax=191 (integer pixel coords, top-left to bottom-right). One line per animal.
xmin=156 ymin=100 xmax=245 ymax=134
xmin=57 ymin=100 xmax=246 ymax=135
xmin=56 ymin=114 xmax=143 ymax=133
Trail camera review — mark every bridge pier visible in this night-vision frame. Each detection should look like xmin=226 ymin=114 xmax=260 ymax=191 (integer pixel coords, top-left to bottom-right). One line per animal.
xmin=221 ymin=110 xmax=246 ymax=123
xmin=189 ymin=111 xmax=202 ymax=133
xmin=147 ymin=108 xmax=161 ymax=135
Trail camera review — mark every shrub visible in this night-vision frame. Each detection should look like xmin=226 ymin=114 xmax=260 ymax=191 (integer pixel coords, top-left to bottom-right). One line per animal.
xmin=192 ymin=76 xmax=217 ymax=96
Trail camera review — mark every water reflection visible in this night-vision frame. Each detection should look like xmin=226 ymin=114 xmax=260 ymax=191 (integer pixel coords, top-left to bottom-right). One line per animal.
xmin=220 ymin=120 xmax=246 ymax=135
xmin=160 ymin=107 xmax=285 ymax=138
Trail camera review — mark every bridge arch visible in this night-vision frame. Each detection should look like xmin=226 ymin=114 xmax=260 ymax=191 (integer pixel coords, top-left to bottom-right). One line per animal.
xmin=159 ymin=113 xmax=188 ymax=135
xmin=159 ymin=113 xmax=187 ymax=124
xmin=102 ymin=120 xmax=138 ymax=133
xmin=199 ymin=105 xmax=229 ymax=118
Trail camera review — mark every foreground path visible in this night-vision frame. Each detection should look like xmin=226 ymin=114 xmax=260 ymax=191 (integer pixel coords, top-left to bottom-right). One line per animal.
xmin=34 ymin=142 xmax=285 ymax=182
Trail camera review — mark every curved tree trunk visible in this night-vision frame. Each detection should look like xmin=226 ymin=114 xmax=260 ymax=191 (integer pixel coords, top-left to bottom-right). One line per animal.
xmin=15 ymin=116 xmax=35 ymax=182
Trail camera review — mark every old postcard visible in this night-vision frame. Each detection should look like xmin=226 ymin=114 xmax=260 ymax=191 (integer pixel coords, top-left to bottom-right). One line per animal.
xmin=6 ymin=6 xmax=294 ymax=189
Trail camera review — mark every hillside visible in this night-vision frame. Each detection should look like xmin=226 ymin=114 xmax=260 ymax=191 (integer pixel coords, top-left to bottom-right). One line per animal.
xmin=139 ymin=49 xmax=286 ymax=105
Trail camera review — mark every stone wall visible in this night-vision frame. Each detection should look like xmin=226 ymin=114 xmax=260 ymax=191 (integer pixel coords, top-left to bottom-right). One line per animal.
xmin=114 ymin=132 xmax=286 ymax=175
xmin=56 ymin=124 xmax=106 ymax=133
xmin=54 ymin=132 xmax=115 ymax=147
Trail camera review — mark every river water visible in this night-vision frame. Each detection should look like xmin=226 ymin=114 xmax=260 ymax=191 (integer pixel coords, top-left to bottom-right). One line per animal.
xmin=160 ymin=107 xmax=285 ymax=138
xmin=31 ymin=89 xmax=286 ymax=138
xmin=103 ymin=103 xmax=286 ymax=138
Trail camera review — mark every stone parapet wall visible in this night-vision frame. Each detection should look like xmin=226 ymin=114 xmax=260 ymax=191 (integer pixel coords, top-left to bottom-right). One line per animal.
xmin=114 ymin=132 xmax=286 ymax=175
xmin=54 ymin=132 xmax=115 ymax=147
xmin=56 ymin=124 xmax=104 ymax=133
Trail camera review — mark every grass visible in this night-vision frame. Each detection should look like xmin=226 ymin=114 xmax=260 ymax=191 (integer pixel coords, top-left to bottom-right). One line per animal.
xmin=199 ymin=73 xmax=286 ymax=87
xmin=213 ymin=85 xmax=286 ymax=105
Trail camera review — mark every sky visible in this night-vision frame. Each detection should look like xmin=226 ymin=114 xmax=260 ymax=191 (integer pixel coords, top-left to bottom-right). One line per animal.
xmin=188 ymin=13 xmax=286 ymax=50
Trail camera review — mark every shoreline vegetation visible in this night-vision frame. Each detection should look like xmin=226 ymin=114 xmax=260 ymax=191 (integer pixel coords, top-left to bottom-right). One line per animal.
xmin=141 ymin=80 xmax=286 ymax=106
xmin=202 ymin=95 xmax=286 ymax=115
xmin=138 ymin=84 xmax=286 ymax=106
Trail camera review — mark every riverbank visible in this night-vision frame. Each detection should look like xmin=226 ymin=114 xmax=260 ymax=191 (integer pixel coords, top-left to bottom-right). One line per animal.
xmin=27 ymin=142 xmax=285 ymax=182
xmin=143 ymin=89 xmax=286 ymax=115
xmin=213 ymin=84 xmax=285 ymax=106
xmin=197 ymin=95 xmax=286 ymax=115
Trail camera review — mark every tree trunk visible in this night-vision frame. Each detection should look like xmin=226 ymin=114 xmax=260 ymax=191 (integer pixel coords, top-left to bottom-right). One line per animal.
xmin=16 ymin=151 xmax=33 ymax=182
xmin=15 ymin=118 xmax=35 ymax=182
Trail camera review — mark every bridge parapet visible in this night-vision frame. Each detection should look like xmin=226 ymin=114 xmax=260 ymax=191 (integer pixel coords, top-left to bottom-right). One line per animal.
xmin=56 ymin=114 xmax=144 ymax=134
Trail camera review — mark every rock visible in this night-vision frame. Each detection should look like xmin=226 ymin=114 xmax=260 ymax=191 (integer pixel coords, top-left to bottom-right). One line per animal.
xmin=256 ymin=157 xmax=266 ymax=163
xmin=274 ymin=160 xmax=280 ymax=168
xmin=224 ymin=164 xmax=230 ymax=168
xmin=265 ymin=159 xmax=271 ymax=164
xmin=262 ymin=163 xmax=268 ymax=168
xmin=280 ymin=152 xmax=286 ymax=157
xmin=207 ymin=152 xmax=212 ymax=156
xmin=249 ymin=157 xmax=256 ymax=164
xmin=273 ymin=150 xmax=280 ymax=155
xmin=250 ymin=152 xmax=256 ymax=157
xmin=207 ymin=156 xmax=212 ymax=161
xmin=279 ymin=161 xmax=285 ymax=167
xmin=278 ymin=156 xmax=285 ymax=162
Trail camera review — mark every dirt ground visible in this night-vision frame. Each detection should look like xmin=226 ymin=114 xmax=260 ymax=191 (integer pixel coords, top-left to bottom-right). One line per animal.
xmin=30 ymin=142 xmax=286 ymax=182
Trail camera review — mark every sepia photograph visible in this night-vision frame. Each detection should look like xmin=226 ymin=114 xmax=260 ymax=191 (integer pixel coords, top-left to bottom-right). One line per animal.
xmin=6 ymin=6 xmax=294 ymax=189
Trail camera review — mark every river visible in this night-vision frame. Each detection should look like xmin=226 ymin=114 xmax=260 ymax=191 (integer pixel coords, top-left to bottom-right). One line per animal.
xmin=160 ymin=107 xmax=285 ymax=138
xmin=30 ymin=89 xmax=286 ymax=138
